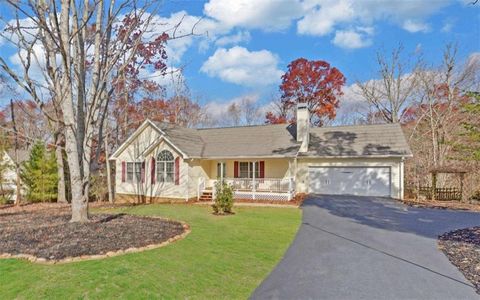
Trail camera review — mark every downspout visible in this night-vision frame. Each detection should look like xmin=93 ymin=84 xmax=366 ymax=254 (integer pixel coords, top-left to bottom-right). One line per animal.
xmin=400 ymin=158 xmax=404 ymax=200
xmin=252 ymin=161 xmax=256 ymax=200
xmin=185 ymin=159 xmax=189 ymax=202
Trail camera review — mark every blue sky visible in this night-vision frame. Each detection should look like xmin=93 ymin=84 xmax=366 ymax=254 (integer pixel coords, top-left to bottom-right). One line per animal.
xmin=0 ymin=0 xmax=479 ymax=119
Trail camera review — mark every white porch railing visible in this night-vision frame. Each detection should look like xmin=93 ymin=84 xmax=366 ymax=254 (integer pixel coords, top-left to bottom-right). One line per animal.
xmin=197 ymin=177 xmax=206 ymax=201
xmin=211 ymin=177 xmax=295 ymax=201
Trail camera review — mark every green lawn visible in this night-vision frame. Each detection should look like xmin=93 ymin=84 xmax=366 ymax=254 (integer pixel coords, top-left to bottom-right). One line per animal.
xmin=0 ymin=204 xmax=301 ymax=299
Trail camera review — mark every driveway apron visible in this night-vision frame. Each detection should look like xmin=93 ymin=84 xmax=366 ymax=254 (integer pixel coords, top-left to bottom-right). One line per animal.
xmin=251 ymin=195 xmax=480 ymax=300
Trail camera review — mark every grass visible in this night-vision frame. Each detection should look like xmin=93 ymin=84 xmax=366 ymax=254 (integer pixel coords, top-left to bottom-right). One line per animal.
xmin=0 ymin=204 xmax=301 ymax=299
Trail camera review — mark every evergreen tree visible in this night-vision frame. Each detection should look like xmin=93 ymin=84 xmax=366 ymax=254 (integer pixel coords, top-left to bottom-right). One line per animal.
xmin=21 ymin=142 xmax=58 ymax=202
xmin=455 ymin=91 xmax=480 ymax=161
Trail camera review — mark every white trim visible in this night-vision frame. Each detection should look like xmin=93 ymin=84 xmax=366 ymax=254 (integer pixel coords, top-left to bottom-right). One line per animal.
xmin=297 ymin=154 xmax=413 ymax=159
xmin=109 ymin=119 xmax=165 ymax=160
xmin=202 ymin=155 xmax=297 ymax=160
xmin=141 ymin=135 xmax=189 ymax=159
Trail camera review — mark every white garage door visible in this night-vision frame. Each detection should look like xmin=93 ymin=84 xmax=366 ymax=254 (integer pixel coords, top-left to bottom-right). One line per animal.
xmin=308 ymin=167 xmax=391 ymax=197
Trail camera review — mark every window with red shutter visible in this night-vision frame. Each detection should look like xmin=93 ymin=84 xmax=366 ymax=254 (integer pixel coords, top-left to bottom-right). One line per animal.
xmin=259 ymin=161 xmax=265 ymax=178
xmin=234 ymin=161 xmax=239 ymax=178
xmin=174 ymin=157 xmax=180 ymax=185
xmin=151 ymin=157 xmax=155 ymax=184
xmin=121 ymin=161 xmax=126 ymax=182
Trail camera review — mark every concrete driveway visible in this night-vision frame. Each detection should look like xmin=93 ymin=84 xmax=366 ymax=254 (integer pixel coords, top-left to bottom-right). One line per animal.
xmin=252 ymin=195 xmax=480 ymax=300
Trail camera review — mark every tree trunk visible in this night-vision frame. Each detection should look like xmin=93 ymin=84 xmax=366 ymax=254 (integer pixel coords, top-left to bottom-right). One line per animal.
xmin=59 ymin=0 xmax=89 ymax=222
xmin=55 ymin=138 xmax=67 ymax=203
xmin=10 ymin=100 xmax=22 ymax=205
xmin=105 ymin=134 xmax=113 ymax=203
xmin=66 ymin=123 xmax=89 ymax=222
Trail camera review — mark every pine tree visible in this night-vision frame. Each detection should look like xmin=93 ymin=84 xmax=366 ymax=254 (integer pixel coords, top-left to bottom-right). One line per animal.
xmin=454 ymin=91 xmax=480 ymax=161
xmin=21 ymin=142 xmax=58 ymax=202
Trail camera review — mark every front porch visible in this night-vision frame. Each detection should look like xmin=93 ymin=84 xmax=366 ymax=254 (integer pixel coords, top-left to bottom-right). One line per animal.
xmin=198 ymin=177 xmax=296 ymax=201
xmin=194 ymin=158 xmax=296 ymax=202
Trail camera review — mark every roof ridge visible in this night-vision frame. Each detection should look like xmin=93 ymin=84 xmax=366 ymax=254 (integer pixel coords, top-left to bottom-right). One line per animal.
xmin=197 ymin=123 xmax=288 ymax=130
xmin=310 ymin=123 xmax=400 ymax=130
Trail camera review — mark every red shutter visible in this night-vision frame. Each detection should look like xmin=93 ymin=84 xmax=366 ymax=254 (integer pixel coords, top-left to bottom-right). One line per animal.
xmin=141 ymin=161 xmax=145 ymax=183
xmin=174 ymin=157 xmax=180 ymax=185
xmin=234 ymin=161 xmax=239 ymax=178
xmin=121 ymin=161 xmax=126 ymax=182
xmin=151 ymin=157 xmax=156 ymax=184
xmin=259 ymin=161 xmax=265 ymax=178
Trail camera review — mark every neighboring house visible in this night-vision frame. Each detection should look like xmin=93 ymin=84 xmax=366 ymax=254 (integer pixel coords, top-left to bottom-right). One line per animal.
xmin=1 ymin=150 xmax=29 ymax=202
xmin=110 ymin=103 xmax=412 ymax=203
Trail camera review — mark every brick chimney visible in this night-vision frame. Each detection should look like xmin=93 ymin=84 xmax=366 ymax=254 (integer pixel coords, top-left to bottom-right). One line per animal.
xmin=296 ymin=102 xmax=309 ymax=152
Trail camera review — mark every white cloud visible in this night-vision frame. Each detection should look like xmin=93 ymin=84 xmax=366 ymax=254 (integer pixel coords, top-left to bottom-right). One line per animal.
xmin=297 ymin=0 xmax=355 ymax=36
xmin=200 ymin=46 xmax=283 ymax=87
xmin=441 ymin=18 xmax=455 ymax=33
xmin=145 ymin=11 xmax=230 ymax=63
xmin=215 ymin=31 xmax=251 ymax=46
xmin=332 ymin=27 xmax=374 ymax=49
xmin=204 ymin=0 xmax=304 ymax=31
xmin=205 ymin=93 xmax=260 ymax=119
xmin=201 ymin=0 xmax=453 ymax=51
xmin=138 ymin=66 xmax=186 ymax=97
xmin=402 ymin=19 xmax=431 ymax=33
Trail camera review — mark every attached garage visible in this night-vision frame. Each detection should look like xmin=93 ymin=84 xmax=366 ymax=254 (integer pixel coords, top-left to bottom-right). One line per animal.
xmin=308 ymin=166 xmax=391 ymax=197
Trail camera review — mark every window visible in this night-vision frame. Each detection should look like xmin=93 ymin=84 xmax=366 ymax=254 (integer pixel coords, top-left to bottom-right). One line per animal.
xmin=157 ymin=150 xmax=174 ymax=183
xmin=127 ymin=162 xmax=133 ymax=181
xmin=239 ymin=162 xmax=259 ymax=178
xmin=126 ymin=162 xmax=142 ymax=182
xmin=217 ymin=162 xmax=226 ymax=178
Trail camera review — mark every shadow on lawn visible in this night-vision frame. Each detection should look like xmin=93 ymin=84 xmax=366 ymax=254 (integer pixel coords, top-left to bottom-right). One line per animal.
xmin=302 ymin=195 xmax=480 ymax=238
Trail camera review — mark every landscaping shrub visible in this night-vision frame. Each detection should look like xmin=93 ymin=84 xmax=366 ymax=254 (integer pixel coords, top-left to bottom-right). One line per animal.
xmin=212 ymin=180 xmax=234 ymax=214
xmin=89 ymin=172 xmax=108 ymax=202
xmin=0 ymin=189 xmax=13 ymax=204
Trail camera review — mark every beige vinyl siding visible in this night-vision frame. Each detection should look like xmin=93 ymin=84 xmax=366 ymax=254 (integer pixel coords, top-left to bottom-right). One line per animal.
xmin=115 ymin=133 xmax=189 ymax=199
xmin=200 ymin=159 xmax=291 ymax=179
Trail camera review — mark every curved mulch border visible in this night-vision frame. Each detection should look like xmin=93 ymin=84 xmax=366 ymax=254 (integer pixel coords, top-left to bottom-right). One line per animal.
xmin=438 ymin=226 xmax=480 ymax=294
xmin=0 ymin=219 xmax=190 ymax=265
xmin=0 ymin=217 xmax=192 ymax=265
xmin=0 ymin=204 xmax=191 ymax=264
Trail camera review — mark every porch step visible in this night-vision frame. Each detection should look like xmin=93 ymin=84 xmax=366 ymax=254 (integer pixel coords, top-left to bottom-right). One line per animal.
xmin=199 ymin=190 xmax=213 ymax=202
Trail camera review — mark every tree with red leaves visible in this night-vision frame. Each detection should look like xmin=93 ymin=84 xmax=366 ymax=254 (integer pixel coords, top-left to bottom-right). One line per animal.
xmin=265 ymin=58 xmax=346 ymax=126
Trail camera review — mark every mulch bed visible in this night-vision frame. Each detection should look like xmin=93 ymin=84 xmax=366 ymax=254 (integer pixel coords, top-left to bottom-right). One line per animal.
xmin=438 ymin=227 xmax=480 ymax=294
xmin=403 ymin=198 xmax=480 ymax=212
xmin=0 ymin=203 xmax=187 ymax=262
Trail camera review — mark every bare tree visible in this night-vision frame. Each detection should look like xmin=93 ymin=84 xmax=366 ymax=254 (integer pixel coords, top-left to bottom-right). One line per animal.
xmin=226 ymin=102 xmax=241 ymax=126
xmin=357 ymin=44 xmax=420 ymax=123
xmin=0 ymin=0 xmax=173 ymax=222
xmin=240 ymin=96 xmax=262 ymax=125
xmin=414 ymin=44 xmax=479 ymax=168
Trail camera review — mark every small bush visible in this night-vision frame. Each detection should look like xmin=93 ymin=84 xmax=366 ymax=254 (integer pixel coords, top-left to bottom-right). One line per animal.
xmin=212 ymin=180 xmax=234 ymax=215
xmin=0 ymin=189 xmax=14 ymax=205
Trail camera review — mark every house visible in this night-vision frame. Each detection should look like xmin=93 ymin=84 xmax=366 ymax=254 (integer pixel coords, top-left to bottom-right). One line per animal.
xmin=1 ymin=150 xmax=29 ymax=202
xmin=110 ymin=103 xmax=412 ymax=203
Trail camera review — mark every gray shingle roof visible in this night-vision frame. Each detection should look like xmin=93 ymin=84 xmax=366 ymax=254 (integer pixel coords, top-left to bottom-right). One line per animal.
xmin=305 ymin=123 xmax=412 ymax=157
xmin=153 ymin=122 xmax=205 ymax=157
xmin=197 ymin=124 xmax=299 ymax=158
xmin=151 ymin=121 xmax=411 ymax=158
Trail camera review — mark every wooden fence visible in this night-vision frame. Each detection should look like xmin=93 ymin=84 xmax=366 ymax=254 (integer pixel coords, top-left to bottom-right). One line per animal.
xmin=418 ymin=186 xmax=462 ymax=201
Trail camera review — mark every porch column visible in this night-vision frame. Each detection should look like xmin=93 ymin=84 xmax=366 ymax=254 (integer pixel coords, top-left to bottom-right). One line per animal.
xmin=252 ymin=161 xmax=256 ymax=200
xmin=185 ymin=159 xmax=189 ymax=202
xmin=220 ymin=161 xmax=224 ymax=183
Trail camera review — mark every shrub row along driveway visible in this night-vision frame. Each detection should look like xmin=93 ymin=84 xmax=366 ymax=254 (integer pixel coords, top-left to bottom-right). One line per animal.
xmin=252 ymin=195 xmax=480 ymax=300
